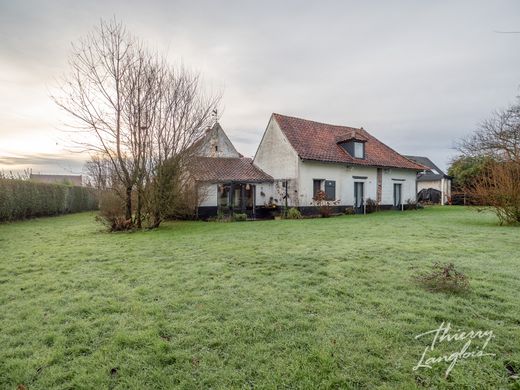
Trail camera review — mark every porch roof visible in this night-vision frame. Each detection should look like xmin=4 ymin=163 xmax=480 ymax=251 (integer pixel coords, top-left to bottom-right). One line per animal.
xmin=191 ymin=157 xmax=273 ymax=183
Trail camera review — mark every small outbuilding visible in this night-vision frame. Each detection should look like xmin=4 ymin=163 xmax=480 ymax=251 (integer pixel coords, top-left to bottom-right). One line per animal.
xmin=403 ymin=155 xmax=451 ymax=205
xmin=190 ymin=123 xmax=273 ymax=219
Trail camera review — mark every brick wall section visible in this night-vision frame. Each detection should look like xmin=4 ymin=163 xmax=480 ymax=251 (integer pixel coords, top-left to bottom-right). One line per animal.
xmin=377 ymin=168 xmax=382 ymax=203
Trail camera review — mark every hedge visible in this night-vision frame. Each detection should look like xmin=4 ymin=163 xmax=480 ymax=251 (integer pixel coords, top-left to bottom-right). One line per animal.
xmin=0 ymin=179 xmax=99 ymax=221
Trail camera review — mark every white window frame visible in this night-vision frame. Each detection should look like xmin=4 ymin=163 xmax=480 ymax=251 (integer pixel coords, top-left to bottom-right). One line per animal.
xmin=354 ymin=142 xmax=364 ymax=158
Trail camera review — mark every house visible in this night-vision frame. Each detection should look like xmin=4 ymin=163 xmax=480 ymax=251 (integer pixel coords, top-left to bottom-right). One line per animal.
xmin=253 ymin=114 xmax=426 ymax=214
xmin=191 ymin=123 xmax=273 ymax=219
xmin=30 ymin=174 xmax=83 ymax=186
xmin=403 ymin=155 xmax=452 ymax=205
xmin=192 ymin=114 xmax=426 ymax=218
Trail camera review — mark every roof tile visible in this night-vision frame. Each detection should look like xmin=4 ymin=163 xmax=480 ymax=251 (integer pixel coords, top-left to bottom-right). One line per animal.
xmin=273 ymin=113 xmax=426 ymax=170
xmin=191 ymin=157 xmax=273 ymax=182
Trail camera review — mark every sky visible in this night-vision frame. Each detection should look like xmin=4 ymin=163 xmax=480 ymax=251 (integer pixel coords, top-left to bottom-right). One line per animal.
xmin=1 ymin=0 xmax=519 ymax=175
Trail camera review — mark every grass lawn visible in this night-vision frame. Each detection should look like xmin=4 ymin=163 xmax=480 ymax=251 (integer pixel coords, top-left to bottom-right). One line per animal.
xmin=0 ymin=207 xmax=519 ymax=389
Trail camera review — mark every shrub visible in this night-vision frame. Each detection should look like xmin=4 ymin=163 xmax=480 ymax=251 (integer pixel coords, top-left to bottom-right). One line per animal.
xmin=0 ymin=179 xmax=98 ymax=222
xmin=96 ymin=190 xmax=132 ymax=231
xmin=208 ymin=215 xmax=231 ymax=222
xmin=286 ymin=207 xmax=302 ymax=219
xmin=414 ymin=263 xmax=469 ymax=293
xmin=310 ymin=190 xmax=341 ymax=218
xmin=471 ymin=161 xmax=520 ymax=225
xmin=365 ymin=198 xmax=379 ymax=213
xmin=344 ymin=207 xmax=355 ymax=215
xmin=232 ymin=213 xmax=247 ymax=222
xmin=405 ymin=198 xmax=420 ymax=210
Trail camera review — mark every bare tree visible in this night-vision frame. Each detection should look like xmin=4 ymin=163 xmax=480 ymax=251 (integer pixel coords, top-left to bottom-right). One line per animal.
xmin=0 ymin=169 xmax=32 ymax=181
xmin=84 ymin=154 xmax=113 ymax=190
xmin=56 ymin=19 xmax=220 ymax=229
xmin=142 ymin=67 xmax=220 ymax=227
xmin=53 ymin=19 xmax=140 ymax=221
xmin=459 ymin=98 xmax=520 ymax=162
xmin=456 ymin=96 xmax=520 ymax=224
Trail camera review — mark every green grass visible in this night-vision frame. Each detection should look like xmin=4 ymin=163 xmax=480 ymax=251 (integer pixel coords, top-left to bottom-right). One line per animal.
xmin=0 ymin=207 xmax=519 ymax=389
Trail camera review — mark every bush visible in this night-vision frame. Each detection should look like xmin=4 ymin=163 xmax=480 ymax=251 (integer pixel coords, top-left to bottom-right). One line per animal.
xmin=96 ymin=191 xmax=133 ymax=231
xmin=286 ymin=208 xmax=302 ymax=219
xmin=310 ymin=190 xmax=340 ymax=218
xmin=344 ymin=207 xmax=355 ymax=215
xmin=232 ymin=213 xmax=247 ymax=222
xmin=405 ymin=198 xmax=420 ymax=210
xmin=471 ymin=161 xmax=520 ymax=225
xmin=414 ymin=263 xmax=469 ymax=293
xmin=365 ymin=198 xmax=379 ymax=213
xmin=0 ymin=179 xmax=98 ymax=222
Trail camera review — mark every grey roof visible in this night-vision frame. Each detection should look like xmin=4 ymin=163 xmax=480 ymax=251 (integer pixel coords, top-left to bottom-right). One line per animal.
xmin=403 ymin=156 xmax=449 ymax=181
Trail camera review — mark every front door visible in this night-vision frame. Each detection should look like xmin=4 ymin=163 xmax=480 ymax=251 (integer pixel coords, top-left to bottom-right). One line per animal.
xmin=393 ymin=183 xmax=402 ymax=208
xmin=354 ymin=182 xmax=364 ymax=213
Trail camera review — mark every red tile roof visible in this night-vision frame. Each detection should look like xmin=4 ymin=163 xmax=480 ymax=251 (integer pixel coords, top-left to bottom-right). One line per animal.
xmin=273 ymin=113 xmax=426 ymax=170
xmin=191 ymin=157 xmax=273 ymax=182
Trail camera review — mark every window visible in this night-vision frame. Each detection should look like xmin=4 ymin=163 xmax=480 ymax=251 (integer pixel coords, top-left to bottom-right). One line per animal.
xmin=338 ymin=141 xmax=365 ymax=159
xmin=313 ymin=179 xmax=324 ymax=199
xmin=325 ymin=180 xmax=336 ymax=200
xmin=354 ymin=142 xmax=364 ymax=158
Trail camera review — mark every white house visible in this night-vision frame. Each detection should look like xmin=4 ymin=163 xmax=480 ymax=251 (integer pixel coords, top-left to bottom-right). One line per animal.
xmin=192 ymin=114 xmax=426 ymax=218
xmin=253 ymin=114 xmax=426 ymax=214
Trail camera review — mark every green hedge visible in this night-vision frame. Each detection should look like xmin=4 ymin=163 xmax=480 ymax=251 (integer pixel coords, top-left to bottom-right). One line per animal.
xmin=0 ymin=179 xmax=99 ymax=221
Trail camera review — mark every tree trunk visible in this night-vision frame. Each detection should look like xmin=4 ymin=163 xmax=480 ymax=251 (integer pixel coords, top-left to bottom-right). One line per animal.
xmin=136 ymin=188 xmax=142 ymax=228
xmin=125 ymin=186 xmax=133 ymax=221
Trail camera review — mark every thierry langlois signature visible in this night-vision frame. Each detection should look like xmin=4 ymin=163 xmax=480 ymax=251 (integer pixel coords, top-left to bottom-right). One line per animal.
xmin=413 ymin=321 xmax=496 ymax=377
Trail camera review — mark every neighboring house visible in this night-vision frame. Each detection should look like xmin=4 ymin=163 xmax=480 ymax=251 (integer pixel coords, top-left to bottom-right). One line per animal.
xmin=191 ymin=123 xmax=273 ymax=219
xmin=403 ymin=155 xmax=452 ymax=205
xmin=30 ymin=174 xmax=83 ymax=186
xmin=253 ymin=114 xmax=426 ymax=214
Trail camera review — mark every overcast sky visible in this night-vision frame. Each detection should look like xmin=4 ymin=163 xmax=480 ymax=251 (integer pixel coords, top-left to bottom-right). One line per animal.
xmin=1 ymin=0 xmax=519 ymax=174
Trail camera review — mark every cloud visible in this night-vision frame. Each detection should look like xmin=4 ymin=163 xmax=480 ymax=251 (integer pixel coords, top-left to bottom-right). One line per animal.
xmin=0 ymin=153 xmax=86 ymax=175
xmin=1 ymin=0 xmax=520 ymax=172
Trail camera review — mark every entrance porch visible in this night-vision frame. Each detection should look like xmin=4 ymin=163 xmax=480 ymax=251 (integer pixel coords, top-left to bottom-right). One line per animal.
xmin=218 ymin=182 xmax=257 ymax=218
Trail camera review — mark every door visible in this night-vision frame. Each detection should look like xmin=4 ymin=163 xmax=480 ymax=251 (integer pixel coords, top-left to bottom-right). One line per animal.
xmin=354 ymin=182 xmax=364 ymax=212
xmin=393 ymin=183 xmax=402 ymax=208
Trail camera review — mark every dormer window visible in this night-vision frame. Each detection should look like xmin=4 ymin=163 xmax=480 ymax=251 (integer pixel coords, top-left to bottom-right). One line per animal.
xmin=354 ymin=142 xmax=364 ymax=159
xmin=336 ymin=130 xmax=367 ymax=159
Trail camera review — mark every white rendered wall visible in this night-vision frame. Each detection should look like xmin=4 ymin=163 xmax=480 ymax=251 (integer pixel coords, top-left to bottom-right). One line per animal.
xmin=298 ymin=162 xmax=417 ymax=207
xmin=253 ymin=116 xmax=299 ymax=180
xmin=381 ymin=168 xmax=418 ymax=204
xmin=297 ymin=161 xmax=378 ymax=207
xmin=196 ymin=124 xmax=241 ymax=158
xmin=198 ymin=183 xmax=218 ymax=207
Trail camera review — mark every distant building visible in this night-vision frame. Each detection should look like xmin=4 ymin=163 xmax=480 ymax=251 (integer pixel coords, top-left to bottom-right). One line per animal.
xmin=30 ymin=174 xmax=83 ymax=187
xmin=403 ymin=156 xmax=451 ymax=205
